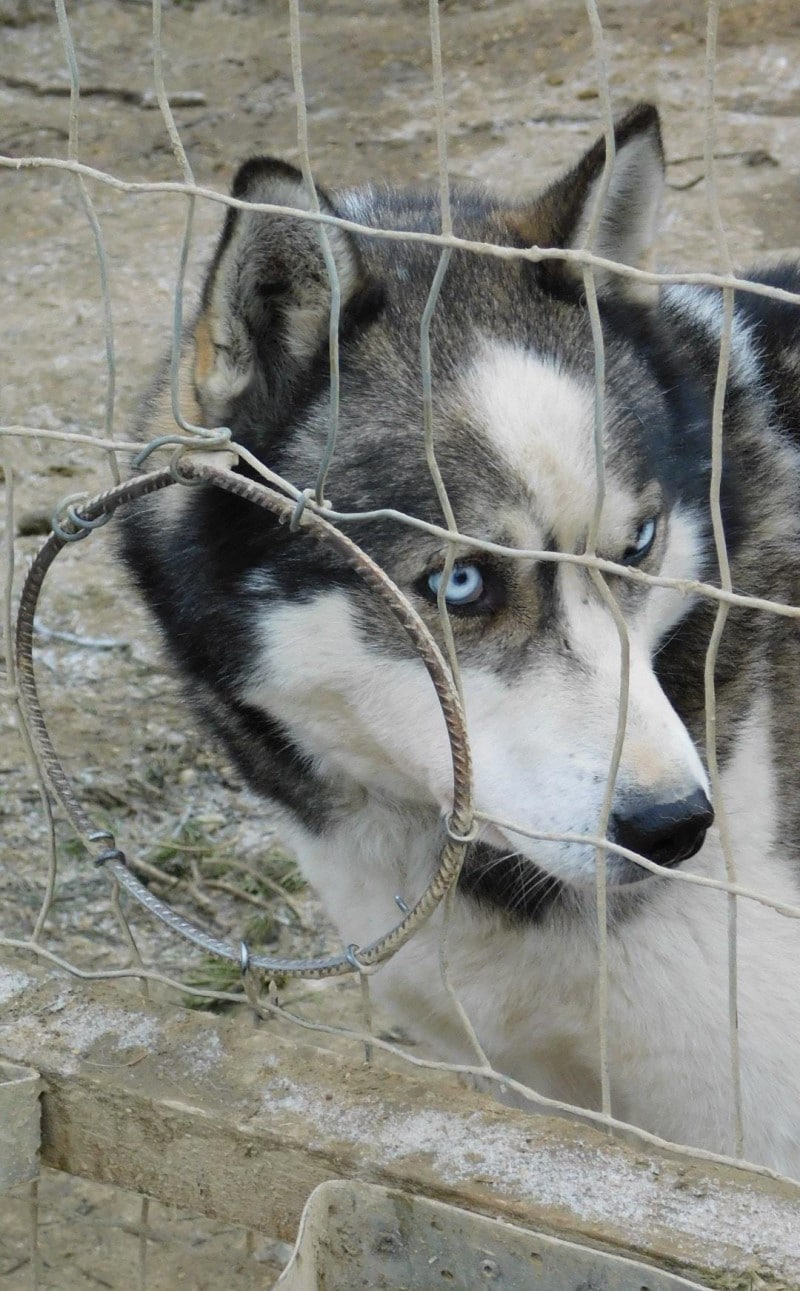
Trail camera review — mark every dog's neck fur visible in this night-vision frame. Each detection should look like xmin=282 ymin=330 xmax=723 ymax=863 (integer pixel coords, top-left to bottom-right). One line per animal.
xmin=277 ymin=689 xmax=800 ymax=1171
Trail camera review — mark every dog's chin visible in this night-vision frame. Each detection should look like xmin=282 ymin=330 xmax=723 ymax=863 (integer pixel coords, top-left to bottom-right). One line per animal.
xmin=479 ymin=823 xmax=660 ymax=893
xmin=552 ymin=857 xmax=661 ymax=893
xmin=458 ymin=826 xmax=671 ymax=923
xmin=605 ymin=858 xmax=659 ymax=888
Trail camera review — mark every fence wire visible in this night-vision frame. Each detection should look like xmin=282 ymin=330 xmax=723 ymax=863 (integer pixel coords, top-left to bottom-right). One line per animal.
xmin=2 ymin=0 xmax=800 ymax=1285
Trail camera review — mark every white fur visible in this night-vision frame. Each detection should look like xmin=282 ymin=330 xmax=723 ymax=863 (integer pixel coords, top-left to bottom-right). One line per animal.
xmin=463 ymin=343 xmax=619 ymax=544
xmin=462 ymin=342 xmax=661 ymax=558
xmin=237 ymin=335 xmax=800 ymax=1174
xmin=640 ymin=504 xmax=705 ymax=642
xmin=273 ymin=691 xmax=800 ymax=1174
xmin=246 ymin=572 xmax=707 ymax=886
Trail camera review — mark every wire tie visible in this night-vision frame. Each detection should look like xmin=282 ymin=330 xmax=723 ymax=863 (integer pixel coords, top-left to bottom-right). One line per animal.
xmin=50 ymin=518 xmax=87 ymax=544
xmin=289 ymin=487 xmax=315 ymax=532
xmin=168 ymin=447 xmax=204 ymax=487
xmin=132 ymin=434 xmax=185 ymax=469
xmin=394 ymin=894 xmax=410 ymax=914
xmin=444 ymin=812 xmax=480 ymax=845
xmin=344 ymin=942 xmax=366 ymax=973
xmin=94 ymin=847 xmax=127 ymax=868
xmin=66 ymin=502 xmax=112 ymax=533
xmin=50 ymin=494 xmax=96 ymax=544
xmin=87 ymin=829 xmax=114 ymax=844
xmin=240 ymin=940 xmax=250 ymax=974
xmin=133 ymin=428 xmax=232 ymax=470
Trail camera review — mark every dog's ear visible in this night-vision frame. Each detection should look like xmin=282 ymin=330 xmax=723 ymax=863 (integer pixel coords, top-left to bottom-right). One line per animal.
xmin=192 ymin=158 xmax=373 ymax=425
xmin=510 ymin=103 xmax=665 ymax=291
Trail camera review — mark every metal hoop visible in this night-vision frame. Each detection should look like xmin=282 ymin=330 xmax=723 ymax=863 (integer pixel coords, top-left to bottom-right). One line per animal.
xmin=15 ymin=458 xmax=475 ymax=980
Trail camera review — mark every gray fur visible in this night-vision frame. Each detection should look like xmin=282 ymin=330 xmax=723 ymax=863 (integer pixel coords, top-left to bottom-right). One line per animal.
xmin=119 ymin=106 xmax=800 ymax=1170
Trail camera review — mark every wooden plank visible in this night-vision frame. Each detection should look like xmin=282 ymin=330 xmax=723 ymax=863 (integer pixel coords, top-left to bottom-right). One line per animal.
xmin=1 ymin=957 xmax=799 ymax=1288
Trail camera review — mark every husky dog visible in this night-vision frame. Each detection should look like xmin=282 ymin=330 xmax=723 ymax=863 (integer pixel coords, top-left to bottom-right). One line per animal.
xmin=121 ymin=104 xmax=800 ymax=1174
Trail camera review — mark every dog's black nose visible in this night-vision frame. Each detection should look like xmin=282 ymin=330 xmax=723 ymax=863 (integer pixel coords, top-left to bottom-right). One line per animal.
xmin=611 ymin=789 xmax=714 ymax=868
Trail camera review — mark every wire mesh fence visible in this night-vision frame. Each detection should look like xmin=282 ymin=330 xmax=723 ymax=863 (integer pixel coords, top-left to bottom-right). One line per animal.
xmin=2 ymin=0 xmax=800 ymax=1286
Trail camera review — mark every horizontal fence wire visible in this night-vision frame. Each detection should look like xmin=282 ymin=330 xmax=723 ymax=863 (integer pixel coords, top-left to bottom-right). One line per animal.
xmin=2 ymin=11 xmax=800 ymax=1287
xmin=5 ymin=153 xmax=800 ymax=301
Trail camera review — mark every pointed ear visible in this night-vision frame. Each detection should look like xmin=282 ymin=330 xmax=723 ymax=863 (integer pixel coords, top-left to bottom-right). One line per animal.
xmin=509 ymin=103 xmax=665 ymax=291
xmin=192 ymin=158 xmax=376 ymax=424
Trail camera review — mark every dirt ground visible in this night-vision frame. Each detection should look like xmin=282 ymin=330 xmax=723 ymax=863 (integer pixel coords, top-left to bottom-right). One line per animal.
xmin=2 ymin=0 xmax=800 ymax=1286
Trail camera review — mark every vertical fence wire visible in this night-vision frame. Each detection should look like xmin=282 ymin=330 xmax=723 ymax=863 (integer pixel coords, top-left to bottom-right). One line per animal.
xmin=701 ymin=0 xmax=744 ymax=1160
xmin=580 ymin=0 xmax=628 ymax=1127
xmin=0 ymin=427 xmax=47 ymax=1281
xmin=288 ymin=0 xmax=342 ymax=510
xmin=421 ymin=1 xmax=471 ymax=719
xmin=439 ymin=883 xmax=492 ymax=1068
xmin=103 ymin=0 xmax=208 ymax=1009
xmin=110 ymin=878 xmax=150 ymax=999
xmin=53 ymin=0 xmax=120 ymax=487
xmin=137 ymin=1196 xmax=149 ymax=1291
xmin=422 ymin=4 xmax=486 ymax=1072
xmin=152 ymin=0 xmax=205 ymax=446
xmin=28 ymin=1180 xmax=41 ymax=1291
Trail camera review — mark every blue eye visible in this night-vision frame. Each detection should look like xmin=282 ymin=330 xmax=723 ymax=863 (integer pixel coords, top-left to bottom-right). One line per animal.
xmin=622 ymin=517 xmax=657 ymax=565
xmin=427 ymin=563 xmax=485 ymax=606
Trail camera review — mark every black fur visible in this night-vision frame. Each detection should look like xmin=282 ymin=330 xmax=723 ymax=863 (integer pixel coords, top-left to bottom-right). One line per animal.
xmin=119 ymin=107 xmax=800 ymax=922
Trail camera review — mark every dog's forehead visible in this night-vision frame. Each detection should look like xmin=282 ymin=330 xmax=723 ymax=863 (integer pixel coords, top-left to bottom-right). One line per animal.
xmin=455 ymin=338 xmax=639 ymax=546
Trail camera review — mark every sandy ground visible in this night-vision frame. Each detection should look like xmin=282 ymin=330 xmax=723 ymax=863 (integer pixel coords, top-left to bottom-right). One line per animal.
xmin=2 ymin=0 xmax=800 ymax=1286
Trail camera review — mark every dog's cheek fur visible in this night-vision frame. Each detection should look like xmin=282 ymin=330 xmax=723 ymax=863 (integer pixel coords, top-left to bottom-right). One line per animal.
xmin=240 ymin=591 xmax=457 ymax=804
xmin=236 ymin=575 xmax=708 ymax=889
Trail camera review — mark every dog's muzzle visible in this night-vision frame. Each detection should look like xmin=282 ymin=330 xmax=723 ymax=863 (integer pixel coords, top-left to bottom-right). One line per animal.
xmin=611 ymin=789 xmax=714 ymax=871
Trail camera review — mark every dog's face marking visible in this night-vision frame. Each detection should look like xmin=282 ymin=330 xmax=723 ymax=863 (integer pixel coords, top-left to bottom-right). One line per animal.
xmin=120 ymin=100 xmax=800 ymax=1171
xmin=463 ymin=341 xmax=598 ymax=545
xmin=239 ymin=328 xmax=710 ymax=890
xmin=245 ymin=592 xmax=453 ymax=802
xmin=123 ymin=103 xmax=714 ymax=900
xmin=460 ymin=339 xmax=666 ymax=560
xmin=245 ymin=556 xmax=708 ymax=891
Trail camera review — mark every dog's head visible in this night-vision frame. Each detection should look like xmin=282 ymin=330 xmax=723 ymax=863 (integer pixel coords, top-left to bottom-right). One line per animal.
xmin=161 ymin=104 xmax=719 ymax=907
